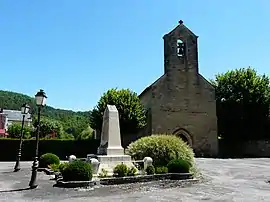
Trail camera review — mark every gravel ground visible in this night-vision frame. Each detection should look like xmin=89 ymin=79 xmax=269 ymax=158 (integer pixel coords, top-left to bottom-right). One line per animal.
xmin=0 ymin=158 xmax=270 ymax=201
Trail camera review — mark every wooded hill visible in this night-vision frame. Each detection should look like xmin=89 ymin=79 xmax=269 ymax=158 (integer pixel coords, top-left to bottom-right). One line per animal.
xmin=0 ymin=90 xmax=91 ymax=138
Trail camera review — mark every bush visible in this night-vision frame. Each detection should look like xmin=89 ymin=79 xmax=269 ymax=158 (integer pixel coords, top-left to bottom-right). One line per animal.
xmin=7 ymin=123 xmax=32 ymax=139
xmin=0 ymin=139 xmax=100 ymax=161
xmin=155 ymin=166 xmax=168 ymax=174
xmin=58 ymin=162 xmax=69 ymax=173
xmin=61 ymin=160 xmax=93 ymax=181
xmin=127 ymin=167 xmax=137 ymax=176
xmin=145 ymin=165 xmax=155 ymax=175
xmin=126 ymin=134 xmax=195 ymax=168
xmin=39 ymin=153 xmax=60 ymax=168
xmin=113 ymin=163 xmax=128 ymax=177
xmin=49 ymin=163 xmax=59 ymax=172
xmin=98 ymin=168 xmax=109 ymax=178
xmin=167 ymin=159 xmax=190 ymax=173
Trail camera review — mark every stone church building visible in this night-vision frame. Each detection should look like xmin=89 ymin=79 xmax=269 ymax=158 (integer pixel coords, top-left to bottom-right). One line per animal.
xmin=139 ymin=20 xmax=218 ymax=156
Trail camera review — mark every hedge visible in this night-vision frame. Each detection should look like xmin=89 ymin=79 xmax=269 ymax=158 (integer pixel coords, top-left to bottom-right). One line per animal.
xmin=0 ymin=139 xmax=100 ymax=161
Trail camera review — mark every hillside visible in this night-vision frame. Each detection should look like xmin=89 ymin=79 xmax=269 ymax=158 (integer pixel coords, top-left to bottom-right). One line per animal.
xmin=0 ymin=90 xmax=91 ymax=138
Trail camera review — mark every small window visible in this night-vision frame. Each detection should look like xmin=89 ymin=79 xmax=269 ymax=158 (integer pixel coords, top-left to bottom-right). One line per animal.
xmin=177 ymin=39 xmax=185 ymax=57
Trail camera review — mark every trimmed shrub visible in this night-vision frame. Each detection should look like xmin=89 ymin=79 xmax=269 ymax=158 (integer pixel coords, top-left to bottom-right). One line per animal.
xmin=167 ymin=159 xmax=190 ymax=173
xmin=146 ymin=165 xmax=155 ymax=175
xmin=126 ymin=134 xmax=195 ymax=168
xmin=50 ymin=162 xmax=69 ymax=172
xmin=49 ymin=164 xmax=59 ymax=172
xmin=61 ymin=160 xmax=93 ymax=181
xmin=113 ymin=163 xmax=128 ymax=177
xmin=0 ymin=139 xmax=100 ymax=161
xmin=39 ymin=153 xmax=60 ymax=168
xmin=155 ymin=166 xmax=168 ymax=174
xmin=127 ymin=167 xmax=137 ymax=176
xmin=58 ymin=162 xmax=69 ymax=173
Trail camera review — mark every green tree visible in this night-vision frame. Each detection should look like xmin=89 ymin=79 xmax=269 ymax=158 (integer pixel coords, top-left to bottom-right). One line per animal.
xmin=211 ymin=67 xmax=270 ymax=140
xmin=76 ymin=126 xmax=93 ymax=140
xmin=90 ymin=88 xmax=147 ymax=134
xmin=0 ymin=90 xmax=91 ymax=138
xmin=33 ymin=117 xmax=65 ymax=139
xmin=7 ymin=123 xmax=32 ymax=139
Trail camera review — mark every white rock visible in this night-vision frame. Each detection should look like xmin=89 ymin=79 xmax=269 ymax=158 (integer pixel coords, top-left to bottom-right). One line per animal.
xmin=143 ymin=157 xmax=153 ymax=170
xmin=68 ymin=155 xmax=76 ymax=163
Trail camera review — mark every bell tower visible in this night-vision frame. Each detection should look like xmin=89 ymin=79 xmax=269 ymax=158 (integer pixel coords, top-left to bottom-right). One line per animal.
xmin=163 ymin=20 xmax=199 ymax=75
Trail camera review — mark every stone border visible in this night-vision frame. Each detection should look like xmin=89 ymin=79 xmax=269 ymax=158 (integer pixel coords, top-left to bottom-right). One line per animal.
xmin=37 ymin=168 xmax=54 ymax=175
xmin=99 ymin=173 xmax=193 ymax=185
xmin=54 ymin=173 xmax=195 ymax=188
xmin=54 ymin=180 xmax=97 ymax=188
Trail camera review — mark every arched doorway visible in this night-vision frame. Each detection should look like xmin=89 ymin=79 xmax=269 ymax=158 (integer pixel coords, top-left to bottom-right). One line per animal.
xmin=173 ymin=128 xmax=193 ymax=147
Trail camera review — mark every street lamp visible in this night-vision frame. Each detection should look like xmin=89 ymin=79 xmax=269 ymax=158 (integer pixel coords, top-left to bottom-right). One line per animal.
xmin=29 ymin=89 xmax=47 ymax=189
xmin=14 ymin=103 xmax=30 ymax=172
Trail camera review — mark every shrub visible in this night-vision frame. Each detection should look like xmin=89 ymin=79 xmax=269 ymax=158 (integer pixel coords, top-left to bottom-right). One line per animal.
xmin=98 ymin=168 xmax=109 ymax=178
xmin=61 ymin=160 xmax=92 ymax=181
xmin=113 ymin=163 xmax=128 ymax=177
xmin=49 ymin=162 xmax=69 ymax=172
xmin=58 ymin=162 xmax=69 ymax=173
xmin=167 ymin=159 xmax=190 ymax=173
xmin=155 ymin=166 xmax=168 ymax=174
xmin=39 ymin=153 xmax=60 ymax=168
xmin=126 ymin=134 xmax=194 ymax=168
xmin=127 ymin=167 xmax=137 ymax=176
xmin=49 ymin=163 xmax=59 ymax=172
xmin=145 ymin=165 xmax=155 ymax=175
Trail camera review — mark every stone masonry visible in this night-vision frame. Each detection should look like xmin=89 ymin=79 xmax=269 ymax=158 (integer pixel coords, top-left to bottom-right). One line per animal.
xmin=139 ymin=20 xmax=218 ymax=156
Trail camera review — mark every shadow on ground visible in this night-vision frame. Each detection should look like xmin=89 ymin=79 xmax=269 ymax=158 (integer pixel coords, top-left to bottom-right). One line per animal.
xmin=0 ymin=187 xmax=31 ymax=193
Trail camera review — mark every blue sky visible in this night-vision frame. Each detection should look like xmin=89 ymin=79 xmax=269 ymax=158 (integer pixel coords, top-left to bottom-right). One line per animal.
xmin=1 ymin=1 xmax=270 ymax=111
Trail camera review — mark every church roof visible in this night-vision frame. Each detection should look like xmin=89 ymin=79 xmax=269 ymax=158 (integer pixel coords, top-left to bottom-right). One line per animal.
xmin=163 ymin=20 xmax=198 ymax=39
xmin=139 ymin=74 xmax=165 ymax=98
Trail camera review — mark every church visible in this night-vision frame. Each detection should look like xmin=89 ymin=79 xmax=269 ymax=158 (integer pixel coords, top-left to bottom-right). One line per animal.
xmin=139 ymin=21 xmax=218 ymax=156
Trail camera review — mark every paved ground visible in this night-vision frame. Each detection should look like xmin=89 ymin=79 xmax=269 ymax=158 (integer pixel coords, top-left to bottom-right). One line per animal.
xmin=0 ymin=158 xmax=270 ymax=201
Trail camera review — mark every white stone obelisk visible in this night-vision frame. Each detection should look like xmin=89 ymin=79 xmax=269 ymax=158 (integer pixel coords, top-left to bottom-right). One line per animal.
xmin=93 ymin=105 xmax=135 ymax=176
xmin=98 ymin=105 xmax=124 ymax=155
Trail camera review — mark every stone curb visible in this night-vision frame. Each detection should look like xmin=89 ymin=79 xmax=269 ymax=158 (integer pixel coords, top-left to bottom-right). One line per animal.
xmin=54 ymin=173 xmax=195 ymax=188
xmin=54 ymin=180 xmax=97 ymax=188
xmin=99 ymin=173 xmax=193 ymax=185
xmin=37 ymin=168 xmax=54 ymax=175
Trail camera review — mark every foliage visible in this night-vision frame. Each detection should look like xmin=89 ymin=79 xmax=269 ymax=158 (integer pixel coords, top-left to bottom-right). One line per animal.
xmin=211 ymin=67 xmax=270 ymax=104
xmin=127 ymin=167 xmax=137 ymax=176
xmin=39 ymin=153 xmax=60 ymax=168
xmin=7 ymin=123 xmax=32 ymax=139
xmin=0 ymin=90 xmax=91 ymax=139
xmin=58 ymin=162 xmax=69 ymax=173
xmin=145 ymin=165 xmax=155 ymax=175
xmin=49 ymin=162 xmax=69 ymax=173
xmin=49 ymin=163 xmax=60 ymax=172
xmin=61 ymin=160 xmax=93 ymax=181
xmin=155 ymin=166 xmax=168 ymax=174
xmin=76 ymin=126 xmax=93 ymax=140
xmin=113 ymin=163 xmax=128 ymax=177
xmin=33 ymin=117 xmax=64 ymax=139
xmin=90 ymin=88 xmax=147 ymax=134
xmin=167 ymin=159 xmax=190 ymax=173
xmin=98 ymin=168 xmax=109 ymax=178
xmin=211 ymin=67 xmax=270 ymax=140
xmin=0 ymin=139 xmax=100 ymax=161
xmin=126 ymin=134 xmax=195 ymax=168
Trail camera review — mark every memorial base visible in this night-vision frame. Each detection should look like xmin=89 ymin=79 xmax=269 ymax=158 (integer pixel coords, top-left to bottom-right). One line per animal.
xmin=96 ymin=155 xmax=135 ymax=176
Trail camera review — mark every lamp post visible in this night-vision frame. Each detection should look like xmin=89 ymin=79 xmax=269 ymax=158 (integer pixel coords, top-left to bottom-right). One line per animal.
xmin=14 ymin=103 xmax=30 ymax=172
xmin=29 ymin=89 xmax=47 ymax=189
